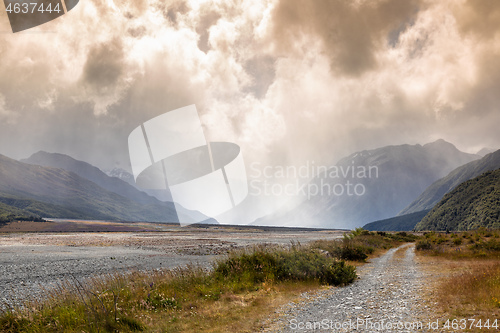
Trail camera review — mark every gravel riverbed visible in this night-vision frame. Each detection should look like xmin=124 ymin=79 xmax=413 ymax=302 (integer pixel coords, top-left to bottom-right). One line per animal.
xmin=0 ymin=228 xmax=342 ymax=310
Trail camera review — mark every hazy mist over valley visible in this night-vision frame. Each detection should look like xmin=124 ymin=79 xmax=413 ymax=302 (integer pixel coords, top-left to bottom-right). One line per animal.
xmin=1 ymin=0 xmax=500 ymax=229
xmin=2 ymin=1 xmax=500 ymax=332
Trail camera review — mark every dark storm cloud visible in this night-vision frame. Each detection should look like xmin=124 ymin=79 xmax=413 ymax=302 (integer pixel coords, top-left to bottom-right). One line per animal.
xmin=447 ymin=50 xmax=500 ymax=150
xmin=271 ymin=0 xmax=420 ymax=76
xmin=455 ymin=0 xmax=500 ymax=39
xmin=1 ymin=0 xmax=500 ymax=175
xmin=196 ymin=10 xmax=221 ymax=53
xmin=432 ymin=0 xmax=500 ymax=150
xmin=244 ymin=55 xmax=276 ymax=98
xmin=164 ymin=0 xmax=189 ymax=25
xmin=82 ymin=38 xmax=125 ymax=90
xmin=128 ymin=25 xmax=147 ymax=38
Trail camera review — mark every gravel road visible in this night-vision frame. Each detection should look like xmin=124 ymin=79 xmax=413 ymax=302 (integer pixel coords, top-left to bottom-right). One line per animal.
xmin=264 ymin=244 xmax=440 ymax=333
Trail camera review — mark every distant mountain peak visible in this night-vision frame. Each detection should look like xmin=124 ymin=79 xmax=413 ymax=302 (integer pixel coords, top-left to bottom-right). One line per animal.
xmin=26 ymin=151 xmax=97 ymax=170
xmin=254 ymin=140 xmax=480 ymax=229
xmin=428 ymin=138 xmax=448 ymax=144
xmin=423 ymin=139 xmax=457 ymax=150
xmin=104 ymin=167 xmax=136 ymax=186
xmin=29 ymin=150 xmax=74 ymax=160
xmin=477 ymin=147 xmax=497 ymax=157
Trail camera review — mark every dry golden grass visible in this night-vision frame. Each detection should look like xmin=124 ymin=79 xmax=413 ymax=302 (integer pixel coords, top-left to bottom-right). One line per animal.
xmin=417 ymin=257 xmax=500 ymax=332
xmin=416 ymin=230 xmax=500 ymax=332
xmin=146 ymin=281 xmax=323 ymax=333
xmin=438 ymin=260 xmax=500 ymax=317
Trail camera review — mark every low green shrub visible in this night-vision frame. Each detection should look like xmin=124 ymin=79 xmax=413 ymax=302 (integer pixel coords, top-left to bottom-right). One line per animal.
xmin=484 ymin=239 xmax=500 ymax=251
xmin=321 ymin=261 xmax=357 ymax=286
xmin=416 ymin=239 xmax=433 ymax=251
xmin=213 ymin=247 xmax=357 ymax=287
xmin=332 ymin=243 xmax=369 ymax=261
xmin=214 ymin=250 xmax=278 ymax=284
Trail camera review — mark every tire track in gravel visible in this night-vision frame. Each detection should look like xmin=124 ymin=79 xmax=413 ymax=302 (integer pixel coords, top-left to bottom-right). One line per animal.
xmin=263 ymin=244 xmax=439 ymax=333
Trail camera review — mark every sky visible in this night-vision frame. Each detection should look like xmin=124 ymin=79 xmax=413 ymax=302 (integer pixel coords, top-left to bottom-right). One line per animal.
xmin=0 ymin=0 xmax=499 ymax=175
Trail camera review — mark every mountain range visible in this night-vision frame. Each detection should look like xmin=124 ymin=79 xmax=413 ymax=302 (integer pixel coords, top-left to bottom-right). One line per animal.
xmin=363 ymin=210 xmax=431 ymax=232
xmin=23 ymin=152 xmax=168 ymax=206
xmin=478 ymin=148 xmax=497 ymax=157
xmin=0 ymin=153 xmax=203 ymax=223
xmin=399 ymin=149 xmax=500 ymax=216
xmin=254 ymin=139 xmax=480 ymax=229
xmin=104 ymin=167 xmax=173 ymax=202
xmin=363 ymin=149 xmax=500 ymax=231
xmin=414 ymin=168 xmax=500 ymax=231
xmin=1 ymin=140 xmax=493 ymax=229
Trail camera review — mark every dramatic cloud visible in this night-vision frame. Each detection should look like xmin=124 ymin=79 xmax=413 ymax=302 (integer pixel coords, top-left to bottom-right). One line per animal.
xmin=270 ymin=0 xmax=421 ymax=76
xmin=1 ymin=0 xmax=500 ymax=220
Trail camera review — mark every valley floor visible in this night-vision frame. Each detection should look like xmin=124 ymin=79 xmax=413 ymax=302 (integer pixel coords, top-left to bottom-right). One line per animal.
xmin=0 ymin=225 xmax=343 ymax=310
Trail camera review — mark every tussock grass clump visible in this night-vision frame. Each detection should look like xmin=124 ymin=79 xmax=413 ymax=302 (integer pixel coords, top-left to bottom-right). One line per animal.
xmin=214 ymin=246 xmax=356 ymax=288
xmin=415 ymin=239 xmax=433 ymax=251
xmin=1 ymin=273 xmax=145 ymax=333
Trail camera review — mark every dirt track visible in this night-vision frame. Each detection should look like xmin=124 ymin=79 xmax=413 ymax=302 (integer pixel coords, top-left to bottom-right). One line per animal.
xmin=263 ymin=244 xmax=446 ymax=332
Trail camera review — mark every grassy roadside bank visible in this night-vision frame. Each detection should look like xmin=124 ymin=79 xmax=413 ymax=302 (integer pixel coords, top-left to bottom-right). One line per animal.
xmin=415 ymin=229 xmax=500 ymax=328
xmin=0 ymin=229 xmax=416 ymax=333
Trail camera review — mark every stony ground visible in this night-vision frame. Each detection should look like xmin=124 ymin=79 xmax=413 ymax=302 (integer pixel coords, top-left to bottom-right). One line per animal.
xmin=0 ymin=227 xmax=342 ymax=310
xmin=262 ymin=244 xmax=448 ymax=333
xmin=1 ymin=228 xmax=462 ymax=332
